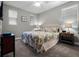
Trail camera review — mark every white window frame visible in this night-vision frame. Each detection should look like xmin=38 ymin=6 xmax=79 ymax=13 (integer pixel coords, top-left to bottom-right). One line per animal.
xmin=61 ymin=4 xmax=78 ymax=33
xmin=8 ymin=9 xmax=17 ymax=25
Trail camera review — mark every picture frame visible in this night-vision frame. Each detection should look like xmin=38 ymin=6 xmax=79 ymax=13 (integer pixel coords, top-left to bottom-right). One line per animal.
xmin=29 ymin=15 xmax=35 ymax=22
xmin=21 ymin=16 xmax=28 ymax=22
xmin=29 ymin=16 xmax=33 ymax=22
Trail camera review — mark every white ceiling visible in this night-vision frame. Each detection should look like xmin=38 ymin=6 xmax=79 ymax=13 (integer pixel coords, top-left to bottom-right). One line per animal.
xmin=4 ymin=1 xmax=69 ymax=14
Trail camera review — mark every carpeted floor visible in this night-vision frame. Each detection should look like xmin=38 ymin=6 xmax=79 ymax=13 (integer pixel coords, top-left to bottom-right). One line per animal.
xmin=4 ymin=39 xmax=79 ymax=57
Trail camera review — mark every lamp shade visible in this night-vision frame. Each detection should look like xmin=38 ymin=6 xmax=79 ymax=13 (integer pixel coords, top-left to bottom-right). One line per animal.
xmin=65 ymin=23 xmax=72 ymax=28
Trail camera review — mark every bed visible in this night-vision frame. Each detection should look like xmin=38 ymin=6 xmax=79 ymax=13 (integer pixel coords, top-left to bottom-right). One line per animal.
xmin=21 ymin=25 xmax=59 ymax=53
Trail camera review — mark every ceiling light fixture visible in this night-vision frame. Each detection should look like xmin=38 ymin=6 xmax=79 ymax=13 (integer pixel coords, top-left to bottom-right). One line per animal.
xmin=34 ymin=2 xmax=40 ymax=7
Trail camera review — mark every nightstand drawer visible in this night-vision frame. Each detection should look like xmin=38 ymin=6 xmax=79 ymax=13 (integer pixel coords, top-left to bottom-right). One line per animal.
xmin=59 ymin=32 xmax=74 ymax=45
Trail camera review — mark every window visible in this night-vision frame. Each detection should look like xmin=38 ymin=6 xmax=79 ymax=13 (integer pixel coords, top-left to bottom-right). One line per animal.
xmin=8 ymin=9 xmax=17 ymax=25
xmin=61 ymin=5 xmax=78 ymax=33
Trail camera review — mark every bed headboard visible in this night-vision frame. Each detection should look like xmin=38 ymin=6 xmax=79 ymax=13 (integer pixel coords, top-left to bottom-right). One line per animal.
xmin=40 ymin=24 xmax=60 ymax=32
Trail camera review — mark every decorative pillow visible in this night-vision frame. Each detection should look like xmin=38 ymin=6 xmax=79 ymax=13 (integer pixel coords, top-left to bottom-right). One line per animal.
xmin=52 ymin=28 xmax=57 ymax=32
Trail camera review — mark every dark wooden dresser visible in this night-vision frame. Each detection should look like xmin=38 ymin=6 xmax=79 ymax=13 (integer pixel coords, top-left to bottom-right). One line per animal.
xmin=0 ymin=34 xmax=15 ymax=57
xmin=59 ymin=32 xmax=74 ymax=45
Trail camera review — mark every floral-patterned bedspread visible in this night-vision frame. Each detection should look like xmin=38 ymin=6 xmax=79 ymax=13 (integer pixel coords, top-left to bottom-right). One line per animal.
xmin=21 ymin=31 xmax=58 ymax=53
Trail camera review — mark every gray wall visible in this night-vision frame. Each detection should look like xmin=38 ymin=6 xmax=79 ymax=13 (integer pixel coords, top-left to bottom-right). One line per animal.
xmin=0 ymin=1 xmax=1 ymax=6
xmin=3 ymin=4 xmax=36 ymax=37
xmin=38 ymin=1 xmax=79 ymax=33
xmin=38 ymin=6 xmax=61 ymax=25
xmin=2 ymin=1 xmax=79 ymax=38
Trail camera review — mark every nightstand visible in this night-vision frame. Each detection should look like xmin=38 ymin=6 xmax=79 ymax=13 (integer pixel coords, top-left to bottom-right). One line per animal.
xmin=1 ymin=33 xmax=15 ymax=57
xmin=59 ymin=32 xmax=74 ymax=45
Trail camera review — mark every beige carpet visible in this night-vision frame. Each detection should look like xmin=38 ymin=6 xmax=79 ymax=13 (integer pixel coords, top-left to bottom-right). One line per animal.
xmin=4 ymin=39 xmax=79 ymax=57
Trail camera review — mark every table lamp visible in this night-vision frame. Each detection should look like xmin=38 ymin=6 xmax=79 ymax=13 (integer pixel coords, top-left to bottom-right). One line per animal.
xmin=65 ymin=23 xmax=72 ymax=32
